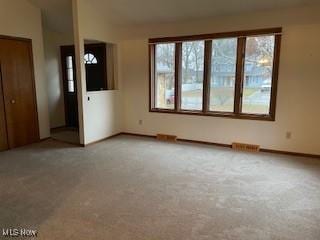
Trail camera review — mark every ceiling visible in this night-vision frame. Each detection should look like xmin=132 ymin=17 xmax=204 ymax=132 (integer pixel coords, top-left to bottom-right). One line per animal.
xmin=27 ymin=0 xmax=73 ymax=32
xmin=97 ymin=0 xmax=319 ymax=25
xmin=28 ymin=0 xmax=319 ymax=32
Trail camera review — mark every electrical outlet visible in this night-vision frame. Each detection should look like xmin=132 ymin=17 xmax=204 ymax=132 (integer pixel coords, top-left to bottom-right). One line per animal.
xmin=286 ymin=131 xmax=292 ymax=139
xmin=139 ymin=120 xmax=143 ymax=125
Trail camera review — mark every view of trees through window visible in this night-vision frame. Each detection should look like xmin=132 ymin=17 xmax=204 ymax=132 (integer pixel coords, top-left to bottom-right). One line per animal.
xmin=151 ymin=30 xmax=279 ymax=119
xmin=210 ymin=38 xmax=237 ymax=112
xmin=181 ymin=41 xmax=204 ymax=110
xmin=242 ymin=36 xmax=275 ymax=114
xmin=155 ymin=43 xmax=175 ymax=109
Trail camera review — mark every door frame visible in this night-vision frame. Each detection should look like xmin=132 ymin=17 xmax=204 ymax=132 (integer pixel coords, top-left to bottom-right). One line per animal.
xmin=0 ymin=34 xmax=40 ymax=146
xmin=0 ymin=56 xmax=9 ymax=150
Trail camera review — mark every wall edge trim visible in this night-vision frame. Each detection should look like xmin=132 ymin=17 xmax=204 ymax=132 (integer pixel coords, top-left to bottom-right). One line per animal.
xmin=121 ymin=132 xmax=320 ymax=159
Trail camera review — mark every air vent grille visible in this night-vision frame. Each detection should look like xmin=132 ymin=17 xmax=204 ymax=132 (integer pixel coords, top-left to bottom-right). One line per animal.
xmin=157 ymin=134 xmax=177 ymax=142
xmin=232 ymin=142 xmax=260 ymax=152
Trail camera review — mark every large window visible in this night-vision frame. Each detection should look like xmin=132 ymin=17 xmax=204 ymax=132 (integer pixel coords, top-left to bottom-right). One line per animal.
xmin=149 ymin=28 xmax=281 ymax=121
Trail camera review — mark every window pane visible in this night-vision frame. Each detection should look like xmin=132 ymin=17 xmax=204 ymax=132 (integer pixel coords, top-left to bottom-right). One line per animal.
xmin=66 ymin=56 xmax=73 ymax=69
xmin=67 ymin=68 xmax=73 ymax=81
xmin=242 ymin=35 xmax=275 ymax=114
xmin=84 ymin=53 xmax=98 ymax=65
xmin=84 ymin=53 xmax=89 ymax=63
xmin=91 ymin=57 xmax=98 ymax=64
xmin=181 ymin=41 xmax=204 ymax=110
xmin=155 ymin=43 xmax=175 ymax=109
xmin=210 ymin=38 xmax=237 ymax=112
xmin=68 ymin=80 xmax=75 ymax=92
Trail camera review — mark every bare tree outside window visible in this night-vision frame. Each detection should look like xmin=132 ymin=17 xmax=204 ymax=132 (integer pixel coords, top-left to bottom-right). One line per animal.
xmin=210 ymin=38 xmax=237 ymax=112
xmin=242 ymin=36 xmax=275 ymax=114
xmin=155 ymin=43 xmax=175 ymax=109
xmin=181 ymin=41 xmax=204 ymax=110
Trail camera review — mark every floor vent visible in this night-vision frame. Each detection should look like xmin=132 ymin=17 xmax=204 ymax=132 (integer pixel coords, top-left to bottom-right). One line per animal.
xmin=232 ymin=142 xmax=260 ymax=152
xmin=157 ymin=134 xmax=177 ymax=142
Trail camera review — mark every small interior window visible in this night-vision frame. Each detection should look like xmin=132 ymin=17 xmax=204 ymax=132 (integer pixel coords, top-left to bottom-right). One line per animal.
xmin=84 ymin=40 xmax=117 ymax=91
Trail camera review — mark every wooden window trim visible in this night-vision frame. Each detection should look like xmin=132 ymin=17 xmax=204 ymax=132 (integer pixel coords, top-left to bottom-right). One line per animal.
xmin=148 ymin=44 xmax=155 ymax=111
xmin=234 ymin=37 xmax=246 ymax=114
xmin=269 ymin=34 xmax=282 ymax=119
xmin=174 ymin=43 xmax=182 ymax=111
xmin=149 ymin=28 xmax=282 ymax=121
xmin=149 ymin=28 xmax=282 ymax=44
xmin=202 ymin=40 xmax=212 ymax=113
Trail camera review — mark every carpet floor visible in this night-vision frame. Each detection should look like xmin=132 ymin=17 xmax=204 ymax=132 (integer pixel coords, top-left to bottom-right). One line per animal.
xmin=51 ymin=128 xmax=80 ymax=145
xmin=0 ymin=135 xmax=319 ymax=239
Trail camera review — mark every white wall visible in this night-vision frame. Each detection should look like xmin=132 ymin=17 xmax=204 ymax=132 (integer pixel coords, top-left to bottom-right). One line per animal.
xmin=43 ymin=29 xmax=74 ymax=129
xmin=119 ymin=6 xmax=320 ymax=155
xmin=0 ymin=0 xmax=50 ymax=139
xmin=84 ymin=91 xmax=122 ymax=142
xmin=72 ymin=0 xmax=123 ymax=145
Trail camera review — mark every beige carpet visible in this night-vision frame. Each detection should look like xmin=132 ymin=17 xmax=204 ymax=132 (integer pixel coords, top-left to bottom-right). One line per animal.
xmin=0 ymin=135 xmax=319 ymax=239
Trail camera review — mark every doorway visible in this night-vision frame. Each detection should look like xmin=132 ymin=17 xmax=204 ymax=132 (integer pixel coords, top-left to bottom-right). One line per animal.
xmin=60 ymin=43 xmax=107 ymax=127
xmin=52 ymin=46 xmax=80 ymax=145
xmin=55 ymin=42 xmax=111 ymax=145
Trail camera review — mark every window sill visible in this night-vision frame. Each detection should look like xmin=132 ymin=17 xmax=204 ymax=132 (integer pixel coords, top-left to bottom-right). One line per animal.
xmin=150 ymin=108 xmax=275 ymax=121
